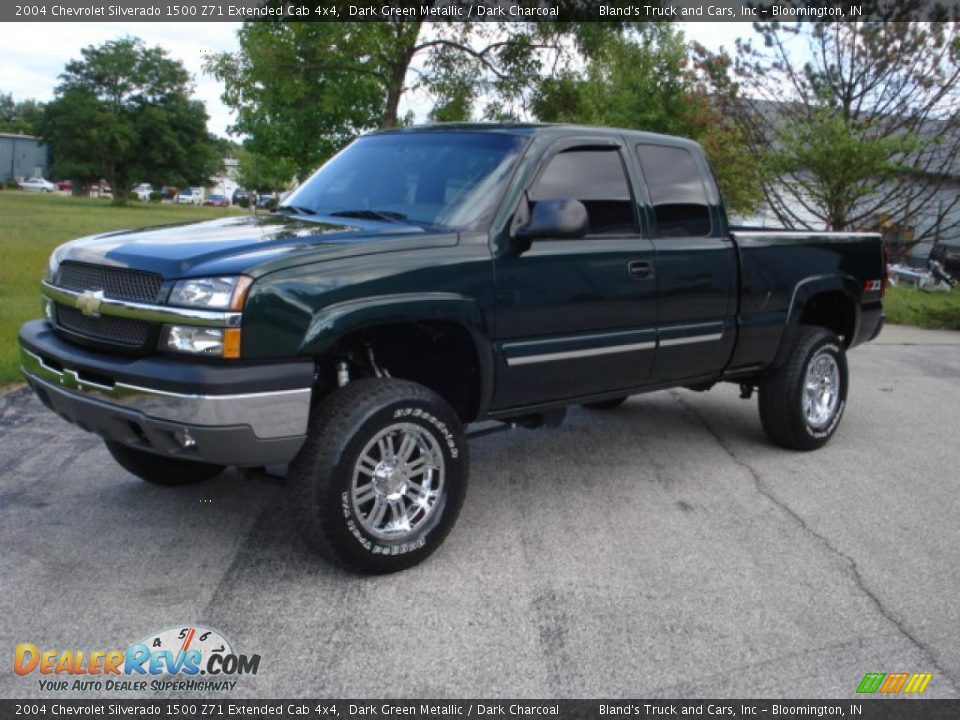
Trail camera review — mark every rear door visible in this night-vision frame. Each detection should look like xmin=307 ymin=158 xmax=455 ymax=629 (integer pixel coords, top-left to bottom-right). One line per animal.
xmin=491 ymin=139 xmax=658 ymax=408
xmin=634 ymin=143 xmax=738 ymax=383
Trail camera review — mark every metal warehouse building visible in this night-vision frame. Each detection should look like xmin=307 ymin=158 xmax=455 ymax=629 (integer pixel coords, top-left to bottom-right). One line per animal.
xmin=0 ymin=133 xmax=48 ymax=182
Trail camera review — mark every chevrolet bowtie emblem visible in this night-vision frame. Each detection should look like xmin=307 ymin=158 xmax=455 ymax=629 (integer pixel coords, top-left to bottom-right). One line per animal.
xmin=76 ymin=290 xmax=104 ymax=317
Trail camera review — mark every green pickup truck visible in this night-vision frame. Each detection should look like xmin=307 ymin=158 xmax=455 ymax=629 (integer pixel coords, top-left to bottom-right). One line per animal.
xmin=18 ymin=124 xmax=886 ymax=573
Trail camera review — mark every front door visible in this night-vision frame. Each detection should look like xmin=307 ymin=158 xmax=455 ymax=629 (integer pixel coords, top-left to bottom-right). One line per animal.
xmin=491 ymin=141 xmax=657 ymax=409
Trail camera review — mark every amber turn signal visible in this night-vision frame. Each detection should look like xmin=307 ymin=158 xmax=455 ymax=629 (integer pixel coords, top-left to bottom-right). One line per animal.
xmin=223 ymin=328 xmax=242 ymax=359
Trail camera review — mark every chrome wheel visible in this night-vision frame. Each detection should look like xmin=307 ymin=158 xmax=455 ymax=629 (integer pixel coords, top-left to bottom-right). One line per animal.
xmin=802 ymin=352 xmax=840 ymax=429
xmin=351 ymin=422 xmax=445 ymax=541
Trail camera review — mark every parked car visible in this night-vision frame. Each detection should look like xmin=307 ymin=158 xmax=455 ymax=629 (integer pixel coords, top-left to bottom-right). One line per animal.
xmin=175 ymin=188 xmax=203 ymax=205
xmin=131 ymin=183 xmax=154 ymax=202
xmin=231 ymin=188 xmax=248 ymax=205
xmin=18 ymin=124 xmax=887 ymax=574
xmin=256 ymin=193 xmax=277 ymax=209
xmin=56 ymin=180 xmax=73 ymax=192
xmin=203 ymin=194 xmax=230 ymax=208
xmin=89 ymin=181 xmax=111 ymax=196
xmin=929 ymin=242 xmax=960 ymax=281
xmin=18 ymin=177 xmax=56 ymax=192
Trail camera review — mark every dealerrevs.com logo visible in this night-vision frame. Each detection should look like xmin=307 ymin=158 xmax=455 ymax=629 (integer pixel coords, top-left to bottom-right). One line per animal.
xmin=14 ymin=626 xmax=261 ymax=693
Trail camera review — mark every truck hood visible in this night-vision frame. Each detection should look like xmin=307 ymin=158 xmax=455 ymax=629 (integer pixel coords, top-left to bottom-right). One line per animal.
xmin=54 ymin=214 xmax=458 ymax=279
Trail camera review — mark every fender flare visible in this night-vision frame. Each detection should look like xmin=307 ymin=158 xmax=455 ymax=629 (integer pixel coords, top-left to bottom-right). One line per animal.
xmin=299 ymin=292 xmax=495 ymax=415
xmin=772 ymin=274 xmax=862 ymax=368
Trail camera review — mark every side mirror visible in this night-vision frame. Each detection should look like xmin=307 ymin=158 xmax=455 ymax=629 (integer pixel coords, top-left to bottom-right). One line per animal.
xmin=513 ymin=198 xmax=589 ymax=248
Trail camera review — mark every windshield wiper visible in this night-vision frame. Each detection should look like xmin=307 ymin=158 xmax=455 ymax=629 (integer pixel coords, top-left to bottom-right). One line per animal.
xmin=273 ymin=204 xmax=316 ymax=216
xmin=328 ymin=209 xmax=407 ymax=224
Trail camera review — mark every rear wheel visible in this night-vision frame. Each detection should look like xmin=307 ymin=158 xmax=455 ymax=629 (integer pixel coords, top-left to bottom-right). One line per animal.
xmin=758 ymin=326 xmax=848 ymax=451
xmin=105 ymin=441 xmax=225 ymax=485
xmin=582 ymin=396 xmax=629 ymax=410
xmin=289 ymin=378 xmax=468 ymax=574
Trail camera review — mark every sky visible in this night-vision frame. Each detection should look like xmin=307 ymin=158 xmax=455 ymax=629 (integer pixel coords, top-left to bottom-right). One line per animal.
xmin=1 ymin=22 xmax=753 ymax=138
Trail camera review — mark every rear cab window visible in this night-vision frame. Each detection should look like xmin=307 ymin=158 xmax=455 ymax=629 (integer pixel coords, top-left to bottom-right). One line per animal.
xmin=635 ymin=144 xmax=712 ymax=237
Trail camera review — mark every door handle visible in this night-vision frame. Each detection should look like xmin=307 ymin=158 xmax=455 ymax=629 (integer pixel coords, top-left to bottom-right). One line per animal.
xmin=628 ymin=260 xmax=653 ymax=280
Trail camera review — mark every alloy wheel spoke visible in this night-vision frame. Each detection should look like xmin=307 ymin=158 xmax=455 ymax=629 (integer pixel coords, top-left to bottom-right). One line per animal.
xmin=396 ymin=433 xmax=417 ymax=462
xmin=357 ymin=454 xmax=379 ymax=476
xmin=405 ymin=455 xmax=433 ymax=476
xmin=368 ymin=498 xmax=387 ymax=528
xmin=405 ymin=485 xmax=438 ymax=506
xmin=354 ymin=483 xmax=376 ymax=505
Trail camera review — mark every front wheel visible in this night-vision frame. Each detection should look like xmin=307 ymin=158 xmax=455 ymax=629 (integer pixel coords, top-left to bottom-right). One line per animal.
xmin=758 ymin=326 xmax=848 ymax=451
xmin=288 ymin=378 xmax=468 ymax=574
xmin=105 ymin=441 xmax=225 ymax=485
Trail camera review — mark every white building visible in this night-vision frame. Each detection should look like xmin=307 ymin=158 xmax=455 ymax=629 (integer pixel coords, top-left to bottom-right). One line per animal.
xmin=205 ymin=157 xmax=240 ymax=200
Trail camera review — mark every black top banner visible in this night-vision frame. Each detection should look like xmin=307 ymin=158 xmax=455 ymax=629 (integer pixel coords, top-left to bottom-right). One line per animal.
xmin=2 ymin=700 xmax=960 ymax=720
xmin=4 ymin=0 xmax=960 ymax=22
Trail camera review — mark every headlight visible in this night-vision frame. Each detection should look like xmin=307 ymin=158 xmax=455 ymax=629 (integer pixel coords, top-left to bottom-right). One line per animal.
xmin=168 ymin=276 xmax=252 ymax=310
xmin=160 ymin=325 xmax=242 ymax=359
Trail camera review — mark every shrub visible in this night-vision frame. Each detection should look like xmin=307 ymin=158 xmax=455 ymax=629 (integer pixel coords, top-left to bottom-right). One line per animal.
xmin=237 ymin=197 xmax=250 ymax=208
xmin=149 ymin=191 xmax=163 ymax=203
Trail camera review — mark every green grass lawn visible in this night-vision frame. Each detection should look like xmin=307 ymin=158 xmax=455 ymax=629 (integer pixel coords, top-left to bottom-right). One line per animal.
xmin=0 ymin=192 xmax=245 ymax=385
xmin=884 ymin=283 xmax=960 ymax=331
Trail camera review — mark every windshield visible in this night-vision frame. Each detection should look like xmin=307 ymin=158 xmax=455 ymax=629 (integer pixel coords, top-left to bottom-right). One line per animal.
xmin=280 ymin=132 xmax=527 ymax=230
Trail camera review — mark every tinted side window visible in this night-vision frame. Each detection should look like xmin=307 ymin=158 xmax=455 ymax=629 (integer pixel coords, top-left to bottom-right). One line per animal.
xmin=635 ymin=145 xmax=711 ymax=237
xmin=530 ymin=149 xmax=637 ymax=235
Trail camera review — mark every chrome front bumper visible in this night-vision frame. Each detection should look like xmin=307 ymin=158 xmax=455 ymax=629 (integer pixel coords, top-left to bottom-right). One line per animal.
xmin=18 ymin=321 xmax=314 ymax=466
xmin=21 ymin=346 xmax=310 ymax=440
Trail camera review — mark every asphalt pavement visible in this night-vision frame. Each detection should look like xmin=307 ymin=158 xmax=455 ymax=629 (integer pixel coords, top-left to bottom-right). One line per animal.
xmin=1 ymin=324 xmax=959 ymax=699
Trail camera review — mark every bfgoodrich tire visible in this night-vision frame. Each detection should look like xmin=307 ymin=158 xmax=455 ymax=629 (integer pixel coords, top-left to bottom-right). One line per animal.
xmin=758 ymin=325 xmax=848 ymax=451
xmin=105 ymin=441 xmax=225 ymax=485
xmin=288 ymin=378 xmax=468 ymax=574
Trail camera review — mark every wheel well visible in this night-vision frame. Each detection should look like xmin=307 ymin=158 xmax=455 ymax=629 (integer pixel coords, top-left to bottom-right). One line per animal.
xmin=798 ymin=291 xmax=855 ymax=346
xmin=324 ymin=321 xmax=483 ymax=423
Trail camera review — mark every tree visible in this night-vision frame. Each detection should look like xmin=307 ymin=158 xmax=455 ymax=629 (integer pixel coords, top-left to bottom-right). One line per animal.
xmin=40 ymin=38 xmax=220 ymax=205
xmin=697 ymin=14 xmax=960 ymax=251
xmin=531 ymin=25 xmax=763 ymax=216
xmin=206 ymin=23 xmax=385 ymax=183
xmin=0 ymin=92 xmax=44 ymax=135
xmin=236 ymin=145 xmax=296 ymax=195
xmin=205 ymin=15 xmax=598 ymax=180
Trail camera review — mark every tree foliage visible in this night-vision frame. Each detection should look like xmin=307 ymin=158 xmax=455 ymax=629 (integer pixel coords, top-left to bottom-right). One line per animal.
xmin=236 ymin=146 xmax=296 ymax=194
xmin=206 ymin=15 xmax=601 ymax=180
xmin=531 ymin=25 xmax=763 ymax=216
xmin=206 ymin=23 xmax=385 ymax=183
xmin=41 ymin=38 xmax=220 ymax=205
xmin=697 ymin=13 xmax=960 ymax=248
xmin=0 ymin=92 xmax=44 ymax=135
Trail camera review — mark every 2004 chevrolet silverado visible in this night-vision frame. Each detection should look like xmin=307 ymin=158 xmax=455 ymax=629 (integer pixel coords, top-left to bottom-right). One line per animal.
xmin=18 ymin=124 xmax=886 ymax=573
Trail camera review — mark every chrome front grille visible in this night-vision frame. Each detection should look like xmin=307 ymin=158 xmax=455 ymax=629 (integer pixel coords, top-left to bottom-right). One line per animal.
xmin=56 ymin=262 xmax=163 ymax=304
xmin=52 ymin=262 xmax=163 ymax=349
xmin=56 ymin=305 xmax=153 ymax=347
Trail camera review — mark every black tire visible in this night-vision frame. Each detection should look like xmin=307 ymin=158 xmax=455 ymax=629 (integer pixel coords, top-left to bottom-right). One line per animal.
xmin=582 ymin=396 xmax=629 ymax=410
xmin=288 ymin=378 xmax=468 ymax=574
xmin=105 ymin=441 xmax=225 ymax=485
xmin=758 ymin=326 xmax=848 ymax=451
